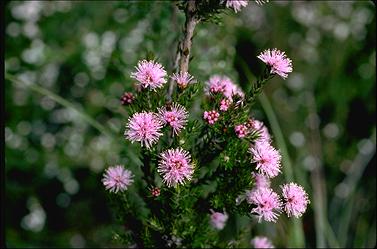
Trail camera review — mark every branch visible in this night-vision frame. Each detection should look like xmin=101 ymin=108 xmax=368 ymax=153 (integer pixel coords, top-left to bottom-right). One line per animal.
xmin=168 ymin=1 xmax=199 ymax=99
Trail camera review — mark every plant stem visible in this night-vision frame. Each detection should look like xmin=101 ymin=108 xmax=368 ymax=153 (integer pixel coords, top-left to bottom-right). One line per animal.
xmin=168 ymin=0 xmax=199 ymax=99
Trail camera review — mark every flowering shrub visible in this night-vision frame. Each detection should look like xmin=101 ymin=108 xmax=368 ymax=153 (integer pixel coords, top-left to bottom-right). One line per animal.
xmin=101 ymin=1 xmax=309 ymax=247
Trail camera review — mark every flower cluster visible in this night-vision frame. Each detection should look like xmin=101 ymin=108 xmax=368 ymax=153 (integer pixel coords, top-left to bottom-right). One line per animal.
xmin=203 ymin=110 xmax=220 ymax=125
xmin=102 ymin=45 xmax=307 ymax=247
xmin=120 ymin=92 xmax=135 ymax=105
xmin=234 ymin=124 xmax=249 ymax=138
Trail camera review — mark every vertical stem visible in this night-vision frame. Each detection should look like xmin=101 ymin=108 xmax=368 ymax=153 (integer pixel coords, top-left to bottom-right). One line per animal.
xmin=305 ymin=91 xmax=327 ymax=248
xmin=168 ymin=0 xmax=199 ymax=99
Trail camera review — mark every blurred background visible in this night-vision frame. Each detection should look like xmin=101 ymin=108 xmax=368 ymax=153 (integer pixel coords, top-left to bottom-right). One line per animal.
xmin=5 ymin=1 xmax=376 ymax=248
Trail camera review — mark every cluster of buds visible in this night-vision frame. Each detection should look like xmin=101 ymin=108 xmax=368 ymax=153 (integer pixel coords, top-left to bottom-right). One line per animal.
xmin=150 ymin=187 xmax=161 ymax=197
xmin=234 ymin=124 xmax=249 ymax=138
xmin=203 ymin=110 xmax=220 ymax=125
xmin=219 ymin=98 xmax=232 ymax=112
xmin=120 ymin=92 xmax=135 ymax=105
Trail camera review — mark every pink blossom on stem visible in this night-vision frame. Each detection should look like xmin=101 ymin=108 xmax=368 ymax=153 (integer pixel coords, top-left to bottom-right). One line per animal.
xmin=120 ymin=92 xmax=135 ymax=105
xmin=205 ymin=75 xmax=244 ymax=100
xmin=130 ymin=60 xmax=167 ymax=90
xmin=124 ymin=112 xmax=163 ymax=149
xmin=158 ymin=103 xmax=189 ymax=136
xmin=225 ymin=0 xmax=248 ymax=13
xmin=257 ymin=48 xmax=293 ymax=79
xmin=102 ymin=165 xmax=134 ymax=193
xmin=171 ymin=71 xmax=195 ymax=89
xmin=157 ymin=148 xmax=195 ymax=187
xmin=248 ymin=187 xmax=282 ymax=222
xmin=249 ymin=141 xmax=281 ymax=178
xmin=235 ymin=124 xmax=249 ymax=138
xmin=281 ymin=182 xmax=310 ymax=218
xmin=251 ymin=236 xmax=274 ymax=248
xmin=209 ymin=209 xmax=229 ymax=230
xmin=220 ymin=98 xmax=232 ymax=112
xmin=203 ymin=110 xmax=220 ymax=125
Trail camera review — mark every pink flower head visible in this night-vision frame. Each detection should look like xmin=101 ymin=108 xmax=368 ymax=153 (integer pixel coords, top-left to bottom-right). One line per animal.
xmin=209 ymin=209 xmax=229 ymax=230
xmin=248 ymin=187 xmax=282 ymax=222
xmin=220 ymin=98 xmax=232 ymax=112
xmin=203 ymin=110 xmax=220 ymax=125
xmin=171 ymin=71 xmax=195 ymax=89
xmin=130 ymin=60 xmax=167 ymax=90
xmin=157 ymin=148 xmax=195 ymax=187
xmin=247 ymin=119 xmax=271 ymax=142
xmin=281 ymin=183 xmax=310 ymax=218
xmin=120 ymin=92 xmax=135 ymax=105
xmin=102 ymin=165 xmax=134 ymax=193
xmin=206 ymin=75 xmax=226 ymax=95
xmin=249 ymin=141 xmax=281 ymax=178
xmin=235 ymin=124 xmax=249 ymax=138
xmin=251 ymin=236 xmax=274 ymax=248
xmin=124 ymin=112 xmax=163 ymax=149
xmin=205 ymin=75 xmax=244 ymax=100
xmin=158 ymin=103 xmax=189 ymax=136
xmin=257 ymin=48 xmax=293 ymax=79
xmin=222 ymin=76 xmax=244 ymax=99
xmin=225 ymin=0 xmax=248 ymax=13
xmin=251 ymin=172 xmax=271 ymax=189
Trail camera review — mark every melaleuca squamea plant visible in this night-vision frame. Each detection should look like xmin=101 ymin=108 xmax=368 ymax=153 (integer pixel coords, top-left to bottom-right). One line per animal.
xmin=101 ymin=1 xmax=309 ymax=248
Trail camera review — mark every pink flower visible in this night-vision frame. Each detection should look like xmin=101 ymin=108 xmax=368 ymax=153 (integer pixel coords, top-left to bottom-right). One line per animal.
xmin=102 ymin=165 xmax=134 ymax=193
xmin=248 ymin=187 xmax=282 ymax=222
xmin=171 ymin=71 xmax=195 ymax=89
xmin=281 ymin=183 xmax=310 ymax=218
xmin=203 ymin=110 xmax=220 ymax=125
xmin=247 ymin=119 xmax=271 ymax=142
xmin=219 ymin=98 xmax=232 ymax=111
xmin=251 ymin=236 xmax=274 ymax=248
xmin=124 ymin=112 xmax=163 ymax=149
xmin=158 ymin=103 xmax=189 ymax=136
xmin=225 ymin=0 xmax=248 ymax=13
xmin=209 ymin=209 xmax=228 ymax=230
xmin=157 ymin=148 xmax=195 ymax=187
xmin=221 ymin=76 xmax=244 ymax=99
xmin=205 ymin=75 xmax=244 ymax=100
xmin=120 ymin=92 xmax=135 ymax=105
xmin=235 ymin=124 xmax=249 ymax=138
xmin=257 ymin=48 xmax=293 ymax=79
xmin=249 ymin=141 xmax=281 ymax=178
xmin=251 ymin=172 xmax=271 ymax=189
xmin=130 ymin=60 xmax=167 ymax=90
